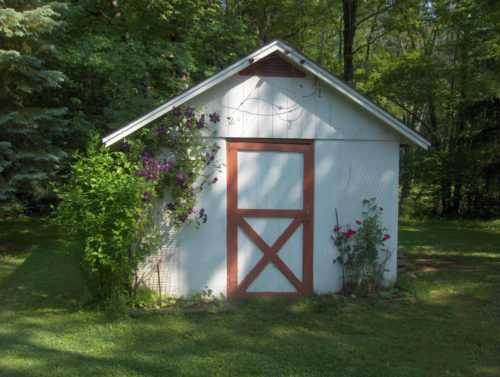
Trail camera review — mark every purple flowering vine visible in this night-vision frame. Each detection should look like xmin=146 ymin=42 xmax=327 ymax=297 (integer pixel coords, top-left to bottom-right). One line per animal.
xmin=131 ymin=106 xmax=224 ymax=227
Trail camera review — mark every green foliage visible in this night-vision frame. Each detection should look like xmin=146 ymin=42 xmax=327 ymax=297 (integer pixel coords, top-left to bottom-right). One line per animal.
xmin=230 ymin=0 xmax=500 ymax=218
xmin=55 ymin=140 xmax=158 ymax=303
xmin=0 ymin=2 xmax=76 ymax=213
xmin=2 ymin=217 xmax=500 ymax=376
xmin=1 ymin=0 xmax=254 ymax=214
xmin=333 ymin=198 xmax=392 ymax=295
xmin=55 ymin=107 xmax=220 ymax=304
xmin=2 ymin=0 xmax=500 ymax=219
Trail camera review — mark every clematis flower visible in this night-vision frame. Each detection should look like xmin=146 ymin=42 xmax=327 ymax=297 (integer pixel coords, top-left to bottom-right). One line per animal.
xmin=196 ymin=114 xmax=205 ymax=129
xmin=156 ymin=126 xmax=166 ymax=136
xmin=209 ymin=112 xmax=220 ymax=123
xmin=143 ymin=191 xmax=152 ymax=202
xmin=185 ymin=107 xmax=195 ymax=118
xmin=176 ymin=171 xmax=188 ymax=185
xmin=173 ymin=107 xmax=182 ymax=117
xmin=159 ymin=160 xmax=173 ymax=172
xmin=120 ymin=141 xmax=130 ymax=152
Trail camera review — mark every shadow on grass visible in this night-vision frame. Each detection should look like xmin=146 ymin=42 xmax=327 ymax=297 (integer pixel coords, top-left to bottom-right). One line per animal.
xmin=0 ymin=218 xmax=84 ymax=311
xmin=0 ymin=219 xmax=498 ymax=376
xmin=1 ymin=293 xmax=499 ymax=377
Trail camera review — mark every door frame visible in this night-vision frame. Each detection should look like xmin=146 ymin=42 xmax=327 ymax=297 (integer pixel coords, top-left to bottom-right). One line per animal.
xmin=226 ymin=138 xmax=314 ymax=298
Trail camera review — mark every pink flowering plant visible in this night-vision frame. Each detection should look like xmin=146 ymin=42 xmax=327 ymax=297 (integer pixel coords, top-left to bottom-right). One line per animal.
xmin=332 ymin=198 xmax=392 ymax=295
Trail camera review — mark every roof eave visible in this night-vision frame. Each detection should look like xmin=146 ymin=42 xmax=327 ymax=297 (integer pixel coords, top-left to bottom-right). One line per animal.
xmin=102 ymin=39 xmax=431 ymax=150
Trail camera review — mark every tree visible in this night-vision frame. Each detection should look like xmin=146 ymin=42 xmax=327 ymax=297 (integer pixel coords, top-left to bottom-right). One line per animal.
xmin=0 ymin=2 xmax=71 ymax=213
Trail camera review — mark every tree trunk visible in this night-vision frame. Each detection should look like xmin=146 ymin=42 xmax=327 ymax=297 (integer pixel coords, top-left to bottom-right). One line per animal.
xmin=342 ymin=0 xmax=357 ymax=86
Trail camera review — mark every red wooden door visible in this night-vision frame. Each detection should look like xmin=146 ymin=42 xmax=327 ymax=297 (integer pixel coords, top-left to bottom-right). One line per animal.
xmin=226 ymin=139 xmax=314 ymax=297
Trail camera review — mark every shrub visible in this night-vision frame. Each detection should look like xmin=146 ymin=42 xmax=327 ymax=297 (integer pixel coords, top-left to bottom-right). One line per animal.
xmin=55 ymin=108 xmax=221 ymax=305
xmin=332 ymin=198 xmax=392 ymax=295
xmin=56 ymin=141 xmax=158 ymax=303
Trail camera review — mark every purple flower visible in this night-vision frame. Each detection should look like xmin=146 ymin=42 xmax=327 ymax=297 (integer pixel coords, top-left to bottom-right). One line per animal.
xmin=185 ymin=119 xmax=193 ymax=129
xmin=155 ymin=126 xmax=166 ymax=136
xmin=159 ymin=160 xmax=174 ymax=172
xmin=137 ymin=155 xmax=173 ymax=182
xmin=176 ymin=171 xmax=188 ymax=185
xmin=185 ymin=107 xmax=195 ymax=118
xmin=196 ymin=114 xmax=205 ymax=129
xmin=199 ymin=208 xmax=205 ymax=218
xmin=120 ymin=141 xmax=130 ymax=152
xmin=173 ymin=107 xmax=182 ymax=117
xmin=209 ymin=112 xmax=220 ymax=123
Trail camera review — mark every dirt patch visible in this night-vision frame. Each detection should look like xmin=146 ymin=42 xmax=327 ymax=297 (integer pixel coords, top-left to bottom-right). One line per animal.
xmin=0 ymin=244 xmax=24 ymax=254
xmin=413 ymin=257 xmax=481 ymax=273
xmin=399 ymin=253 xmax=484 ymax=274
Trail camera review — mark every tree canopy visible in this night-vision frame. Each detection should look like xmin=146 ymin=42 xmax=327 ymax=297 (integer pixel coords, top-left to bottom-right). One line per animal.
xmin=1 ymin=0 xmax=499 ymax=217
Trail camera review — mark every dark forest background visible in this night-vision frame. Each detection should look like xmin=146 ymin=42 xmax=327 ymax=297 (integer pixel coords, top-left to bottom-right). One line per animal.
xmin=1 ymin=0 xmax=499 ymax=218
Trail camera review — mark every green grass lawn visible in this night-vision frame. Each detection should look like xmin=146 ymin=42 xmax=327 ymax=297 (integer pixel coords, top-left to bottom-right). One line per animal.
xmin=0 ymin=218 xmax=499 ymax=377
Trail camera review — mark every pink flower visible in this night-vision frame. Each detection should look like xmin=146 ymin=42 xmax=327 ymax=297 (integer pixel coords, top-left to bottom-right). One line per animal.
xmin=333 ymin=225 xmax=341 ymax=232
xmin=355 ymin=219 xmax=363 ymax=225
xmin=383 ymin=234 xmax=390 ymax=241
xmin=345 ymin=229 xmax=356 ymax=239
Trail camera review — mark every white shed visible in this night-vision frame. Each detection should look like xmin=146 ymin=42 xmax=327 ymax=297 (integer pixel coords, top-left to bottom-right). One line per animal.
xmin=103 ymin=40 xmax=430 ymax=298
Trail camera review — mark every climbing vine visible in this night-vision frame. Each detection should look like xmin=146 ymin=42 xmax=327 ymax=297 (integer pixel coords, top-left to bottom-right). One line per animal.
xmin=122 ymin=107 xmax=222 ymax=226
xmin=56 ymin=107 xmax=221 ymax=304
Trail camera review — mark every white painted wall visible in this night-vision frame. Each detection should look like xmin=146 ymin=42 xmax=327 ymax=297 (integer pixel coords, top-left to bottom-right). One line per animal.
xmin=144 ymin=73 xmax=401 ymax=297
xmin=313 ymin=140 xmax=399 ymax=293
xmin=189 ymin=73 xmax=403 ymax=143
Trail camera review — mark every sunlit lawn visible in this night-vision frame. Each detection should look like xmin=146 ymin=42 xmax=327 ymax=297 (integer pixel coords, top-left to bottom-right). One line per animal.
xmin=0 ymin=217 xmax=499 ymax=377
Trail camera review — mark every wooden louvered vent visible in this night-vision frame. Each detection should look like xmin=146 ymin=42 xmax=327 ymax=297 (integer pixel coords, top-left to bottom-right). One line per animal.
xmin=238 ymin=53 xmax=306 ymax=77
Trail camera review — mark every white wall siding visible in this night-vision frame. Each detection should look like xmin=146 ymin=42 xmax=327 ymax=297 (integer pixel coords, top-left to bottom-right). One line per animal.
xmin=151 ymin=139 xmax=399 ymax=297
xmin=165 ymin=139 xmax=228 ymax=297
xmin=188 ymin=74 xmax=402 ymax=143
xmin=313 ymin=140 xmax=400 ymax=292
xmin=140 ymin=71 xmax=403 ymax=297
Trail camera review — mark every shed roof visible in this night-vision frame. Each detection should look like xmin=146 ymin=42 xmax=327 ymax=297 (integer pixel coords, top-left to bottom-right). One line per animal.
xmin=102 ymin=40 xmax=430 ymax=149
